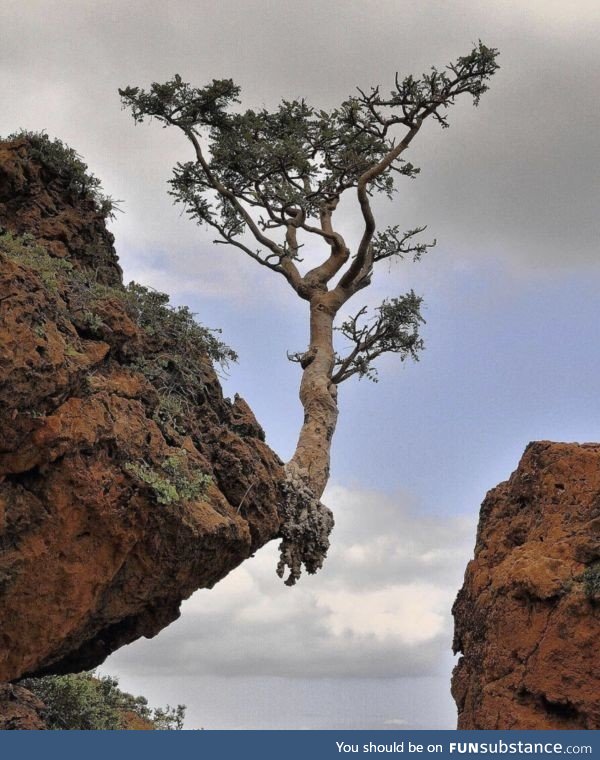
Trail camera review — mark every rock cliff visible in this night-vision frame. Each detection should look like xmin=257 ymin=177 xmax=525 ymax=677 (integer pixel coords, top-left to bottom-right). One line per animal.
xmin=0 ymin=683 xmax=47 ymax=729
xmin=0 ymin=135 xmax=286 ymax=684
xmin=452 ymin=441 xmax=600 ymax=729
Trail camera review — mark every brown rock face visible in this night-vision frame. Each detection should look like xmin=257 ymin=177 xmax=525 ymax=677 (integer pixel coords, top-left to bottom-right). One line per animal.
xmin=0 ymin=683 xmax=47 ymax=729
xmin=0 ymin=136 xmax=284 ymax=683
xmin=0 ymin=137 xmax=122 ymax=286
xmin=452 ymin=441 xmax=600 ymax=729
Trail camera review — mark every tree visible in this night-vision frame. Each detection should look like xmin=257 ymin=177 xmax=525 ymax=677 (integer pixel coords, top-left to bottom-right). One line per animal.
xmin=119 ymin=43 xmax=499 ymax=584
xmin=21 ymin=671 xmax=185 ymax=730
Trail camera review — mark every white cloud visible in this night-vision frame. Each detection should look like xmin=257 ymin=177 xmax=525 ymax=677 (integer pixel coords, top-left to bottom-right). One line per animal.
xmin=317 ymin=584 xmax=447 ymax=644
xmin=3 ymin=0 xmax=600 ymax=308
xmin=383 ymin=717 xmax=411 ymax=728
xmin=107 ymin=484 xmax=476 ymax=679
xmin=473 ymin=0 xmax=600 ymax=35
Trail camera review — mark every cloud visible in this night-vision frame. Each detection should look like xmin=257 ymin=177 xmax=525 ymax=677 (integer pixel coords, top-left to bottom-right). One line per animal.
xmin=3 ymin=0 xmax=596 ymax=728
xmin=107 ymin=484 xmax=475 ymax=679
xmin=2 ymin=0 xmax=599 ymax=306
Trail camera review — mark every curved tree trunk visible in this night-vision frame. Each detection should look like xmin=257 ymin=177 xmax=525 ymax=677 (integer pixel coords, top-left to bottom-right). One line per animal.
xmin=277 ymin=293 xmax=338 ymax=584
xmin=287 ymin=294 xmax=339 ymax=499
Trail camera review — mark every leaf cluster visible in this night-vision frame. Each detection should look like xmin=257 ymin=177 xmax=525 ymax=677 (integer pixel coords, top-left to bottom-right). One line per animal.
xmin=121 ymin=282 xmax=237 ymax=431
xmin=353 ymin=41 xmax=499 ymax=131
xmin=20 ymin=671 xmax=185 ymax=730
xmin=332 ymin=292 xmax=424 ymax=383
xmin=582 ymin=562 xmax=600 ymax=600
xmin=372 ymin=225 xmax=435 ymax=264
xmin=119 ymin=76 xmax=240 ymax=130
xmin=121 ymin=44 xmax=498 ymax=244
xmin=123 ymin=282 xmax=237 ymax=369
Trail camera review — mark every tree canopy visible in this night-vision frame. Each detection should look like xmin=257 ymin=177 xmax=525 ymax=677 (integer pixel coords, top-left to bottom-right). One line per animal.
xmin=120 ymin=43 xmax=498 ymax=584
xmin=119 ymin=43 xmax=498 ymax=385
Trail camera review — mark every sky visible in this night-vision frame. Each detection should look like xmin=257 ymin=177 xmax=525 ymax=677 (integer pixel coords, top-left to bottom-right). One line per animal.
xmin=2 ymin=0 xmax=599 ymax=730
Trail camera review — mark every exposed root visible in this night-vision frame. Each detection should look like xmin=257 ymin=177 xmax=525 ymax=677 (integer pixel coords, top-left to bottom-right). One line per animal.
xmin=276 ymin=465 xmax=334 ymax=586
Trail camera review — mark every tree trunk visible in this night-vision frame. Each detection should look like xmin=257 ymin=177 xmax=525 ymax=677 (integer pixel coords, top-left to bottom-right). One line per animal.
xmin=276 ymin=292 xmax=340 ymax=585
xmin=287 ymin=294 xmax=339 ymax=499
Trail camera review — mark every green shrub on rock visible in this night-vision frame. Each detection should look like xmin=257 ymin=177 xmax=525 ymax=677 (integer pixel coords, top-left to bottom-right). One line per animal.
xmin=20 ymin=671 xmax=185 ymax=730
xmin=5 ymin=131 xmax=121 ymax=219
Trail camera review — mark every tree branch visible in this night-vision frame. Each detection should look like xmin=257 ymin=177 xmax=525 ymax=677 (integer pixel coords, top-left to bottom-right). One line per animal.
xmin=331 ymin=294 xmax=424 ymax=384
xmin=183 ymin=129 xmax=303 ymax=292
xmin=336 ymin=122 xmax=422 ymax=294
xmin=301 ymin=198 xmax=351 ymax=286
xmin=204 ymin=216 xmax=286 ymax=274
xmin=372 ymin=225 xmax=436 ymax=263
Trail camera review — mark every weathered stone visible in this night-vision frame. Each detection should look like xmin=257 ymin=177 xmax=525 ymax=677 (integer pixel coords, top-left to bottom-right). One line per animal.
xmin=452 ymin=441 xmax=600 ymax=729
xmin=0 ymin=136 xmax=284 ymax=683
xmin=0 ymin=683 xmax=47 ymax=729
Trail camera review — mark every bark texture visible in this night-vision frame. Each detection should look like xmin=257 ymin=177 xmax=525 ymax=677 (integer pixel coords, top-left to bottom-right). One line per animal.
xmin=289 ymin=296 xmax=339 ymax=498
xmin=277 ymin=295 xmax=337 ymax=585
xmin=452 ymin=441 xmax=600 ymax=729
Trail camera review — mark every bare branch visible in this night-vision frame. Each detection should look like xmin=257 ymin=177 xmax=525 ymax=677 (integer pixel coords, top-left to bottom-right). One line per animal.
xmin=183 ymin=130 xmax=303 ymax=292
xmin=372 ymin=225 xmax=436 ymax=263
xmin=336 ymin=121 xmax=422 ymax=294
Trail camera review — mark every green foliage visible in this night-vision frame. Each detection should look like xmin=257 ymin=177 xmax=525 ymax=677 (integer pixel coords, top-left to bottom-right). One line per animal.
xmin=120 ymin=45 xmax=498 ymax=247
xmin=120 ymin=76 xmax=239 ymax=130
xmin=332 ymin=292 xmax=425 ymax=383
xmin=5 ymin=131 xmax=121 ymax=219
xmin=122 ymin=283 xmax=236 ymax=431
xmin=123 ymin=282 xmax=237 ymax=368
xmin=80 ymin=310 xmax=104 ymax=333
xmin=0 ymin=231 xmax=73 ymax=290
xmin=20 ymin=671 xmax=185 ymax=730
xmin=21 ymin=672 xmax=119 ymax=730
xmin=0 ymin=231 xmax=236 ymax=390
xmin=151 ymin=705 xmax=186 ymax=731
xmin=582 ymin=562 xmax=600 ymax=600
xmin=153 ymin=393 xmax=189 ymax=435
xmin=375 ymin=41 xmax=499 ymax=128
xmin=125 ymin=451 xmax=211 ymax=506
xmin=371 ymin=225 xmax=435 ymax=264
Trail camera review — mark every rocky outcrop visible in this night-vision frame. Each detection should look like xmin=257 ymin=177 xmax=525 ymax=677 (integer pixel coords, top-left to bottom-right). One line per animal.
xmin=0 ymin=136 xmax=285 ymax=684
xmin=452 ymin=441 xmax=600 ymax=729
xmin=0 ymin=137 xmax=122 ymax=286
xmin=0 ymin=683 xmax=47 ymax=729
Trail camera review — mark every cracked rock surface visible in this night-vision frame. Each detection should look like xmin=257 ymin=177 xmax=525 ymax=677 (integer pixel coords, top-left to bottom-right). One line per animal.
xmin=452 ymin=441 xmax=600 ymax=729
xmin=0 ymin=136 xmax=285 ymax=683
